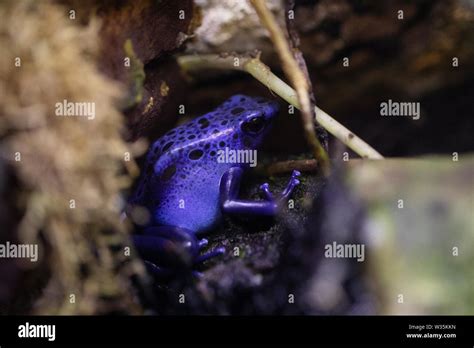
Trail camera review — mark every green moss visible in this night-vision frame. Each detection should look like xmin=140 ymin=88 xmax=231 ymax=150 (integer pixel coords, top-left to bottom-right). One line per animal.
xmin=123 ymin=38 xmax=145 ymax=107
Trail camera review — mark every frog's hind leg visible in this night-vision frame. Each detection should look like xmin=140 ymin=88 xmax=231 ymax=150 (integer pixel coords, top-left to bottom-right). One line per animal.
xmin=134 ymin=226 xmax=225 ymax=275
xmin=134 ymin=226 xmax=200 ymax=270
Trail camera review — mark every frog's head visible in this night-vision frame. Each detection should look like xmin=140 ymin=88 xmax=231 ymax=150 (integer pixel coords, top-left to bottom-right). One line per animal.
xmin=225 ymin=94 xmax=279 ymax=149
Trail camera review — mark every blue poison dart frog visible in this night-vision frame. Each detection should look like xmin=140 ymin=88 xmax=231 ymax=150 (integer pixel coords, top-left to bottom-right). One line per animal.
xmin=128 ymin=94 xmax=301 ymax=277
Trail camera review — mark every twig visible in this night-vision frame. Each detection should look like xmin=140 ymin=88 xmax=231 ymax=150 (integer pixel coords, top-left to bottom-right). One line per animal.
xmin=249 ymin=0 xmax=330 ymax=176
xmin=178 ymin=54 xmax=384 ymax=160
xmin=267 ymin=159 xmax=318 ymax=175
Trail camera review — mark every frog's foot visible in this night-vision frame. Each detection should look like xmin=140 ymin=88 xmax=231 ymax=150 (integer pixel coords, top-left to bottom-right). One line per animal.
xmin=221 ymin=167 xmax=301 ymax=216
xmin=197 ymin=237 xmax=225 ymax=264
xmin=259 ymin=170 xmax=301 ymax=206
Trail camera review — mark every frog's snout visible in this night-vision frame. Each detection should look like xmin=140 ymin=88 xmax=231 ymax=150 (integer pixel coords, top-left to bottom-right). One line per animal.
xmin=263 ymin=100 xmax=280 ymax=121
xmin=268 ymin=100 xmax=280 ymax=115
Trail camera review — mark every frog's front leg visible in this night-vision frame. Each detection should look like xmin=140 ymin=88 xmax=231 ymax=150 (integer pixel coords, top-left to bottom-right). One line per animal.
xmin=133 ymin=226 xmax=224 ymax=277
xmin=220 ymin=167 xmax=300 ymax=216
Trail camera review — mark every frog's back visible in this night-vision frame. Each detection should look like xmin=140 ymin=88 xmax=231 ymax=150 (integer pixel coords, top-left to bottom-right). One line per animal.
xmin=133 ymin=103 xmax=242 ymax=232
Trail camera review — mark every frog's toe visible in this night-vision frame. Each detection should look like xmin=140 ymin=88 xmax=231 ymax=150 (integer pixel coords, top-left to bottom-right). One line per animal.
xmin=192 ymin=270 xmax=204 ymax=279
xmin=196 ymin=246 xmax=226 ymax=264
xmin=280 ymin=171 xmax=301 ymax=200
xmin=198 ymin=238 xmax=209 ymax=249
xmin=259 ymin=182 xmax=274 ymax=200
xmin=292 ymin=170 xmax=301 ymax=178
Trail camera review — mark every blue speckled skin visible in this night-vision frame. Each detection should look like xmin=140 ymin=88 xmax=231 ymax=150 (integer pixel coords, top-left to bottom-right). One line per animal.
xmin=130 ymin=95 xmax=300 ymax=277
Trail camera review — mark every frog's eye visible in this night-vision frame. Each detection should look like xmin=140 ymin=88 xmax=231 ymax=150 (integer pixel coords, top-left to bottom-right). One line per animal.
xmin=241 ymin=117 xmax=265 ymax=134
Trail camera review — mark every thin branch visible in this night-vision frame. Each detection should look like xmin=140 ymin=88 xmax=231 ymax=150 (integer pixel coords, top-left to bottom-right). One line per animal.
xmin=250 ymin=0 xmax=330 ymax=176
xmin=267 ymin=159 xmax=318 ymax=175
xmin=178 ymin=54 xmax=384 ymax=160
